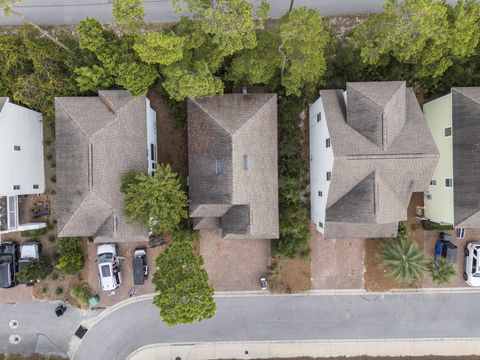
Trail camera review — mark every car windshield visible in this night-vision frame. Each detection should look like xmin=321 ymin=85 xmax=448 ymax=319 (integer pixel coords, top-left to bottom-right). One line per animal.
xmin=101 ymin=264 xmax=111 ymax=277
xmin=98 ymin=252 xmax=113 ymax=263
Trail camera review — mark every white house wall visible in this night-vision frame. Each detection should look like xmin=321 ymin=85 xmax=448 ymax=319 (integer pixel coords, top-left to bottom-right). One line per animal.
xmin=146 ymin=98 xmax=158 ymax=174
xmin=0 ymin=100 xmax=45 ymax=196
xmin=310 ymin=97 xmax=334 ymax=233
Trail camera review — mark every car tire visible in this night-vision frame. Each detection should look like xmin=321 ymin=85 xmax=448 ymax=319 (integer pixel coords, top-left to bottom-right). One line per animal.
xmin=463 ymin=272 xmax=468 ymax=281
xmin=465 ymin=248 xmax=470 ymax=256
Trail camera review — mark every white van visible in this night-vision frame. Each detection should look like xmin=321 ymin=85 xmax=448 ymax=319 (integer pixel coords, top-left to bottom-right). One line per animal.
xmin=97 ymin=243 xmax=122 ymax=291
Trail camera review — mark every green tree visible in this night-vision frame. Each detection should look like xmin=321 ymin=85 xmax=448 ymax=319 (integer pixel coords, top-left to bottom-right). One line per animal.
xmin=134 ymin=32 xmax=185 ymax=65
xmin=76 ymin=18 xmax=157 ymax=96
xmin=378 ymin=225 xmax=427 ymax=284
xmin=172 ymin=0 xmax=269 ymax=57
xmin=278 ymin=7 xmax=329 ymax=96
xmin=113 ymin=0 xmax=145 ymax=33
xmin=349 ymin=0 xmax=480 ymax=79
xmin=17 ymin=258 xmax=53 ymax=283
xmin=55 ymin=237 xmax=85 ymax=275
xmin=226 ymin=30 xmax=281 ymax=86
xmin=427 ymin=257 xmax=456 ymax=286
xmin=70 ymin=282 xmax=93 ymax=307
xmin=123 ymin=164 xmax=188 ymax=234
xmin=152 ymin=239 xmax=216 ymax=326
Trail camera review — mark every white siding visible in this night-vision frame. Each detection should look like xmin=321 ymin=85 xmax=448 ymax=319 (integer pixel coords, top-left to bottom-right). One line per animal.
xmin=0 ymin=99 xmax=45 ymax=196
xmin=146 ymin=98 xmax=158 ymax=174
xmin=309 ymin=97 xmax=334 ymax=233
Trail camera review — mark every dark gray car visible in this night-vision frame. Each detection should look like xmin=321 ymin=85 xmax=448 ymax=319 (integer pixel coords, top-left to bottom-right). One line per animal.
xmin=0 ymin=241 xmax=17 ymax=288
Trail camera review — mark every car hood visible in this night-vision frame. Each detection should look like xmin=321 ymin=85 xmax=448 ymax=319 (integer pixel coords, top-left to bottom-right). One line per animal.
xmin=97 ymin=244 xmax=116 ymax=256
xmin=20 ymin=245 xmax=38 ymax=260
xmin=467 ymin=276 xmax=480 ymax=287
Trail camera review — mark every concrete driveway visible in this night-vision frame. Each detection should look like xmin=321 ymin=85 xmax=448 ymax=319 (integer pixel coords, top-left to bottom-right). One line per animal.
xmin=310 ymin=223 xmax=365 ymax=290
xmin=199 ymin=230 xmax=270 ymax=291
xmin=87 ymin=241 xmax=163 ymax=307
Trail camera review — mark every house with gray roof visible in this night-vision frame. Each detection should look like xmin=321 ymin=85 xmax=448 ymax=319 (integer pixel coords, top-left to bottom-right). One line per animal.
xmin=424 ymin=87 xmax=480 ymax=228
xmin=309 ymin=81 xmax=439 ymax=239
xmin=55 ymin=91 xmax=157 ymax=242
xmin=187 ymin=94 xmax=279 ymax=239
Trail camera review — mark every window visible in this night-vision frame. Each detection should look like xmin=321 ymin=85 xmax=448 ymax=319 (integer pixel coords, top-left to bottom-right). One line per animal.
xmin=243 ymin=155 xmax=248 ymax=170
xmin=430 ymin=179 xmax=437 ymax=186
xmin=13 ymin=145 xmax=20 ymax=151
xmin=318 ymin=221 xmax=323 ymax=228
xmin=326 ymin=138 xmax=331 ymax=148
xmin=33 ymin=185 xmax=39 ymax=190
xmin=326 ymin=171 xmax=331 ymax=181
xmin=444 ymin=127 xmax=452 ymax=137
xmin=318 ymin=191 xmax=322 ymax=197
xmin=215 ymin=159 xmax=224 ymax=174
xmin=150 ymin=144 xmax=155 ymax=161
xmin=316 ymin=112 xmax=321 ymax=122
xmin=445 ymin=178 xmax=453 ymax=187
xmin=13 ymin=185 xmax=20 ymax=190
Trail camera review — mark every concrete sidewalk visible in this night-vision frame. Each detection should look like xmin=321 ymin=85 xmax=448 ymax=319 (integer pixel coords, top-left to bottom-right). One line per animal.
xmin=127 ymin=339 xmax=480 ymax=360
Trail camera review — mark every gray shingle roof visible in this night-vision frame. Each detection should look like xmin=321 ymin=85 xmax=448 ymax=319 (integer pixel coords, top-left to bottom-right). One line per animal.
xmin=0 ymin=97 xmax=7 ymax=112
xmin=321 ymin=82 xmax=439 ymax=239
xmin=55 ymin=90 xmax=149 ymax=242
xmin=188 ymin=94 xmax=279 ymax=239
xmin=452 ymin=87 xmax=480 ymax=228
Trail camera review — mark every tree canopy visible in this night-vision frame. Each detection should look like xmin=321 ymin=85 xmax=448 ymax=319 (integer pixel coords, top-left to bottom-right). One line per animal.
xmin=113 ymin=0 xmax=145 ymax=33
xmin=349 ymin=0 xmax=480 ymax=79
xmin=76 ymin=18 xmax=157 ymax=95
xmin=278 ymin=7 xmax=329 ymax=96
xmin=55 ymin=237 xmax=85 ymax=275
xmin=122 ymin=164 xmax=188 ymax=234
xmin=152 ymin=238 xmax=216 ymax=326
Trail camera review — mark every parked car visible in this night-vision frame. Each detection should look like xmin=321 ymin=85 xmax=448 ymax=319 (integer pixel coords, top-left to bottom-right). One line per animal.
xmin=260 ymin=277 xmax=268 ymax=290
xmin=18 ymin=241 xmax=40 ymax=285
xmin=133 ymin=248 xmax=148 ymax=286
xmin=97 ymin=243 xmax=122 ymax=291
xmin=0 ymin=241 xmax=17 ymax=288
xmin=435 ymin=232 xmax=458 ymax=264
xmin=464 ymin=242 xmax=480 ymax=286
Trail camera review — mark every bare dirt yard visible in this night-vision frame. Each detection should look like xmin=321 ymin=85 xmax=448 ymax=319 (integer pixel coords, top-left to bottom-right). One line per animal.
xmin=269 ymin=256 xmax=311 ymax=293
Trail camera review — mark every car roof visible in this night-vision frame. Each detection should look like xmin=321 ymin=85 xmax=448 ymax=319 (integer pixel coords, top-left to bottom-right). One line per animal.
xmin=97 ymin=243 xmax=116 ymax=256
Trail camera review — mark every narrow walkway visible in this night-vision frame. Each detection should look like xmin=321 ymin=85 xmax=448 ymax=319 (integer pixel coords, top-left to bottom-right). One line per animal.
xmin=127 ymin=339 xmax=480 ymax=360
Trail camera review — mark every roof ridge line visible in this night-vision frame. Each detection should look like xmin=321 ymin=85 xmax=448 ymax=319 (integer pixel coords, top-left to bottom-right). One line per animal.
xmin=234 ymin=94 xmax=277 ymax=135
xmin=190 ymin=99 xmax=232 ymax=135
xmin=55 ymin=98 xmax=91 ymax=140
xmin=453 ymin=88 xmax=480 ymax=106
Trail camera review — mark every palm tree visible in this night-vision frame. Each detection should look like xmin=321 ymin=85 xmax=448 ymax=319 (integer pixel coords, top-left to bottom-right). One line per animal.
xmin=428 ymin=257 xmax=456 ymax=286
xmin=378 ymin=236 xmax=426 ymax=284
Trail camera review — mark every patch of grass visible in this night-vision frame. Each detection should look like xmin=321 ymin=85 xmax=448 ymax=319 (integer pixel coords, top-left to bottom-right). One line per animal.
xmin=422 ymin=220 xmax=454 ymax=231
xmin=21 ymin=227 xmax=48 ymax=237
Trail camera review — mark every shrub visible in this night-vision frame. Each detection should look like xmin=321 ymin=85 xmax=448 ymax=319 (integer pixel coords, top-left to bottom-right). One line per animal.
xmin=55 ymin=237 xmax=85 ymax=275
xmin=69 ymin=283 xmax=92 ymax=307
xmin=422 ymin=220 xmax=454 ymax=231
xmin=21 ymin=227 xmax=48 ymax=237
xmin=55 ymin=287 xmax=63 ymax=295
xmin=51 ymin=272 xmax=59 ymax=280
xmin=427 ymin=257 xmax=456 ymax=286
xmin=17 ymin=258 xmax=53 ymax=283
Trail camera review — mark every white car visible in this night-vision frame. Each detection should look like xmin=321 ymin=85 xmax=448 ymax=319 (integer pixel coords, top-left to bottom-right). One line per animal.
xmin=464 ymin=242 xmax=480 ymax=286
xmin=97 ymin=243 xmax=122 ymax=291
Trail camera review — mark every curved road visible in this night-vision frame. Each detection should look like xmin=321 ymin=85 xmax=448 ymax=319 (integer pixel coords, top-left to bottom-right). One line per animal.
xmin=75 ymin=292 xmax=480 ymax=360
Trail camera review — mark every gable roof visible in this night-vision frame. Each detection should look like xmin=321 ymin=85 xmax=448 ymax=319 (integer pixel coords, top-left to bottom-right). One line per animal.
xmin=452 ymin=87 xmax=480 ymax=228
xmin=188 ymin=94 xmax=279 ymax=239
xmin=321 ymin=82 xmax=439 ymax=239
xmin=0 ymin=97 xmax=7 ymax=113
xmin=55 ymin=91 xmax=149 ymax=242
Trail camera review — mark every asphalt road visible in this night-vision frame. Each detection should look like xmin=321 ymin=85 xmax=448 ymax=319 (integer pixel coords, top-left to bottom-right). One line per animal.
xmin=0 ymin=0 xmax=388 ymax=25
xmin=0 ymin=301 xmax=92 ymax=357
xmin=74 ymin=292 xmax=480 ymax=360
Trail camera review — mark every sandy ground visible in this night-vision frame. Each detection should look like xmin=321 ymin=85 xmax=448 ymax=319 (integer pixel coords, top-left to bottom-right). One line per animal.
xmin=310 ymin=223 xmax=364 ymax=290
xmin=200 ymin=229 xmax=271 ymax=291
